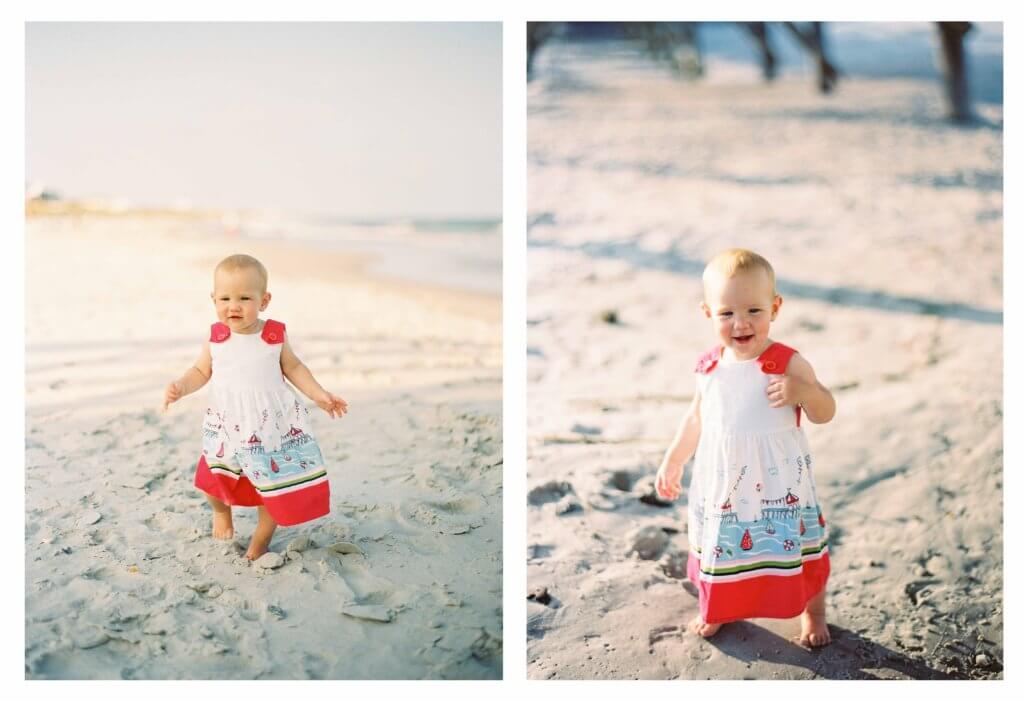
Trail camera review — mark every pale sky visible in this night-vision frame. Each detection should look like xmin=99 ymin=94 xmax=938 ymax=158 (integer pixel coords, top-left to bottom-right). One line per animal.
xmin=26 ymin=22 xmax=502 ymax=219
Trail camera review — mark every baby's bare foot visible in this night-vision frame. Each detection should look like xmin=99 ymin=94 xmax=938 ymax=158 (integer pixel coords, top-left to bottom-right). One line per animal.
xmin=211 ymin=510 xmax=234 ymax=540
xmin=688 ymin=615 xmax=723 ymax=638
xmin=245 ymin=539 xmax=271 ymax=561
xmin=797 ymin=609 xmax=831 ymax=648
xmin=245 ymin=525 xmax=274 ymax=560
xmin=246 ymin=506 xmax=278 ymax=561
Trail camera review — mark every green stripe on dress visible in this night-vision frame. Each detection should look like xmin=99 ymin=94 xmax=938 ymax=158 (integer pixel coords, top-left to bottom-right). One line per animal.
xmin=208 ymin=463 xmax=243 ymax=476
xmin=255 ymin=469 xmax=328 ymax=493
xmin=700 ymin=541 xmax=829 ymax=577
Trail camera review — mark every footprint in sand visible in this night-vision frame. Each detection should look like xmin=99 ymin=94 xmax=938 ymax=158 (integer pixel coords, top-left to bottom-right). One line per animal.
xmin=528 ymin=543 xmax=554 ymax=560
xmin=648 ymin=624 xmax=681 ymax=647
xmin=399 ymin=498 xmax=485 ymax=535
xmin=527 ymin=480 xmax=573 ymax=506
xmin=606 ymin=469 xmax=640 ymax=492
xmin=425 ymin=496 xmax=484 ymax=515
xmin=658 ymin=551 xmax=688 ymax=579
xmin=904 ymin=579 xmax=939 ymax=606
xmin=626 ymin=525 xmax=676 ymax=560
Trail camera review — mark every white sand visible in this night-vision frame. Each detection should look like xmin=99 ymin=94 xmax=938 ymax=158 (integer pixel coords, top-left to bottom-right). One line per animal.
xmin=24 ymin=215 xmax=502 ymax=679
xmin=527 ymin=43 xmax=1002 ymax=679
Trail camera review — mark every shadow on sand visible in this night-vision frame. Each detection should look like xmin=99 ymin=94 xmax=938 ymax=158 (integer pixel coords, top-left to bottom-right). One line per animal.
xmin=703 ymin=620 xmax=959 ymax=679
xmin=528 ymin=237 xmax=1002 ymax=325
xmin=736 ymin=106 xmax=1003 ymax=133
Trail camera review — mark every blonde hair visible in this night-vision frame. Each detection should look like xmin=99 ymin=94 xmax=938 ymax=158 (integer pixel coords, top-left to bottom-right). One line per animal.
xmin=702 ymin=248 xmax=776 ymax=297
xmin=215 ymin=254 xmax=268 ymax=293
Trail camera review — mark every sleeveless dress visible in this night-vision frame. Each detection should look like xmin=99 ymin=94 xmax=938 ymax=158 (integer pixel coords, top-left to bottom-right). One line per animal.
xmin=686 ymin=342 xmax=829 ymax=624
xmin=193 ymin=319 xmax=331 ymax=526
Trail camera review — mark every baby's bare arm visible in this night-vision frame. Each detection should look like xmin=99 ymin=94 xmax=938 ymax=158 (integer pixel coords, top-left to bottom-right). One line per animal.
xmin=787 ymin=354 xmax=835 ymax=424
xmin=181 ymin=342 xmax=212 ymax=392
xmin=655 ymin=389 xmax=702 ymax=499
xmin=280 ymin=337 xmax=348 ymax=418
xmin=661 ymin=390 xmax=703 ymax=470
xmin=164 ymin=342 xmax=211 ymax=409
xmin=280 ymin=339 xmax=328 ymax=402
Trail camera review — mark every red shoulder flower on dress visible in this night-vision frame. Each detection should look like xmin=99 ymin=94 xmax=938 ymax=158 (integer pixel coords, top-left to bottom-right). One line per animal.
xmin=210 ymin=322 xmax=231 ymax=343
xmin=262 ymin=319 xmax=286 ymax=344
xmin=757 ymin=342 xmax=802 ymax=426
xmin=695 ymin=345 xmax=722 ymax=374
xmin=756 ymin=342 xmax=797 ymax=374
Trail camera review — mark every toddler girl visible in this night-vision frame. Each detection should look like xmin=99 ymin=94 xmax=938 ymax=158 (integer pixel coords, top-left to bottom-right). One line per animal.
xmin=163 ymin=254 xmax=348 ymax=560
xmin=655 ymin=248 xmax=835 ymax=648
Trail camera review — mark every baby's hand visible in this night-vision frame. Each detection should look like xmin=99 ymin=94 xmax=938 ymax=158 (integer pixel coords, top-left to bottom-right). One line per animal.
xmin=655 ymin=462 xmax=683 ymax=500
xmin=766 ymin=375 xmax=808 ymax=408
xmin=316 ymin=391 xmax=349 ymax=419
xmin=163 ymin=380 xmax=184 ymax=411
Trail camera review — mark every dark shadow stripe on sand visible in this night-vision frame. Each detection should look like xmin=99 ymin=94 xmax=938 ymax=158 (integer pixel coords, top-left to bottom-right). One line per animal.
xmin=529 ymin=238 xmax=1002 ymax=325
xmin=704 ymin=620 xmax=964 ymax=679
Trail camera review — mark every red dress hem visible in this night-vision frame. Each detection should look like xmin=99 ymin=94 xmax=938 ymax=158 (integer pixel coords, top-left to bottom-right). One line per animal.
xmin=686 ymin=549 xmax=830 ymax=624
xmin=194 ymin=454 xmax=330 ymax=527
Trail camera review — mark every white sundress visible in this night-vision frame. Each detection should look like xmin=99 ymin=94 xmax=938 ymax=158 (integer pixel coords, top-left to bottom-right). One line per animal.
xmin=193 ymin=319 xmax=330 ymax=526
xmin=686 ymin=341 xmax=830 ymax=624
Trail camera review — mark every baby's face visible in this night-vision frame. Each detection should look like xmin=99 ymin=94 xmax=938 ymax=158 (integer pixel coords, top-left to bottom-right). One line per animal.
xmin=701 ymin=268 xmax=781 ymax=360
xmin=211 ymin=267 xmax=270 ymax=333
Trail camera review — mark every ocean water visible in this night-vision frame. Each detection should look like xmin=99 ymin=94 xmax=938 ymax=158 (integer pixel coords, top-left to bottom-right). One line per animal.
xmin=232 ymin=213 xmax=502 ymax=296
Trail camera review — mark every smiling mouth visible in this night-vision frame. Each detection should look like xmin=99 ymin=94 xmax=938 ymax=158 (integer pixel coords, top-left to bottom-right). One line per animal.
xmin=733 ymin=334 xmax=754 ymax=343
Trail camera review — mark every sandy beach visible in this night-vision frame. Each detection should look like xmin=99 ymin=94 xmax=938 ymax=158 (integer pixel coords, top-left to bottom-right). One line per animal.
xmin=526 ymin=42 xmax=1003 ymax=679
xmin=24 ymin=212 xmax=502 ymax=679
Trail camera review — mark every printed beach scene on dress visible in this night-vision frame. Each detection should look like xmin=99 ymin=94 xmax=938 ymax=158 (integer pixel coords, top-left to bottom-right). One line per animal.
xmin=193 ymin=319 xmax=330 ymax=526
xmin=687 ymin=342 xmax=830 ymax=624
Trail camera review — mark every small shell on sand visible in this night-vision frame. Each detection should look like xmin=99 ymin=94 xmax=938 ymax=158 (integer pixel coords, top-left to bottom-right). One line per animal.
xmin=341 ymin=604 xmax=395 ymax=623
xmin=328 ymin=542 xmax=364 ymax=555
xmin=254 ymin=552 xmax=284 ymax=569
xmin=285 ymin=536 xmax=313 ymax=553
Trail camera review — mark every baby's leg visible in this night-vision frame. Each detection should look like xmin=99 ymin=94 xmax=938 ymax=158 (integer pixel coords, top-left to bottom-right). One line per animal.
xmin=245 ymin=506 xmax=278 ymax=560
xmin=797 ymin=587 xmax=831 ymax=648
xmin=206 ymin=494 xmax=234 ymax=540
